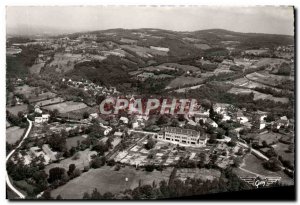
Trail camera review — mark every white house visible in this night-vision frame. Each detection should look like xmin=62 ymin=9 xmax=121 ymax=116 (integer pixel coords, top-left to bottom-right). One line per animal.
xmin=155 ymin=127 xmax=207 ymax=147
xmin=34 ymin=105 xmax=43 ymax=114
xmin=89 ymin=113 xmax=98 ymax=120
xmin=34 ymin=114 xmax=50 ymax=124
xmin=119 ymin=116 xmax=129 ymax=124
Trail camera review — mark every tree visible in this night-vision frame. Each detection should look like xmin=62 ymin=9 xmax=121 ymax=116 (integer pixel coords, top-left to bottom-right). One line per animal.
xmin=67 ymin=164 xmax=76 ymax=176
xmin=145 ymin=164 xmax=155 ymax=172
xmin=263 ymin=157 xmax=282 ymax=172
xmin=48 ymin=167 xmax=67 ymax=184
xmin=83 ymin=111 xmax=89 ymax=119
xmin=233 ymin=157 xmax=243 ymax=167
xmin=90 ymin=156 xmax=106 ymax=168
xmin=144 ymin=138 xmax=155 ymax=150
xmin=41 ymin=190 xmax=53 ymax=200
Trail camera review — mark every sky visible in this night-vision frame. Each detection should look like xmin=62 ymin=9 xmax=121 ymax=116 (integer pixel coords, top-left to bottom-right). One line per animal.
xmin=6 ymin=6 xmax=294 ymax=35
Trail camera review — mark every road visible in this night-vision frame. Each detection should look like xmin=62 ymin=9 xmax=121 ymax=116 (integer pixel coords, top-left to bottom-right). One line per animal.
xmin=237 ymin=141 xmax=269 ymax=161
xmin=6 ymin=118 xmax=32 ymax=199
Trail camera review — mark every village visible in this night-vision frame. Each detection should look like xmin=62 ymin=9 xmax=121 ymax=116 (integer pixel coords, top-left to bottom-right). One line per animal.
xmin=6 ymin=27 xmax=294 ymax=199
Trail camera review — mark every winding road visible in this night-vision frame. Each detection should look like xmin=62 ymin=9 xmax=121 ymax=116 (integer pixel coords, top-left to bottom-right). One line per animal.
xmin=6 ymin=118 xmax=33 ymax=199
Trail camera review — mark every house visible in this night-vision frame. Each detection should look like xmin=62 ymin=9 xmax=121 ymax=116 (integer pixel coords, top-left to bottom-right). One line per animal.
xmin=34 ymin=105 xmax=43 ymax=114
xmin=155 ymin=127 xmax=207 ymax=147
xmin=236 ymin=110 xmax=249 ymax=124
xmin=260 ymin=115 xmax=267 ymax=130
xmin=206 ymin=118 xmax=218 ymax=128
xmin=89 ymin=113 xmax=98 ymax=120
xmin=114 ymin=131 xmax=123 ymax=137
xmin=276 ymin=116 xmax=289 ymax=129
xmin=194 ymin=111 xmax=209 ymax=123
xmin=99 ymin=124 xmax=112 ymax=136
xmin=34 ymin=114 xmax=50 ymax=124
xmin=120 ymin=116 xmax=129 ymax=124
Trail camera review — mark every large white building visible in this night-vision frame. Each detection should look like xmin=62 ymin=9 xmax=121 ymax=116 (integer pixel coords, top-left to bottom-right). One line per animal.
xmin=155 ymin=127 xmax=207 ymax=147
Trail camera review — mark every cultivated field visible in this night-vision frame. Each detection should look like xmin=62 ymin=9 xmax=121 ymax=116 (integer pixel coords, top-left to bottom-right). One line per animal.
xmin=6 ymin=126 xmax=25 ymax=144
xmin=228 ymin=87 xmax=289 ymax=103
xmin=121 ymin=45 xmax=168 ymax=58
xmin=42 ymin=101 xmax=88 ymax=114
xmin=36 ymin=97 xmax=64 ymax=107
xmin=50 ymin=166 xmax=173 ymax=199
xmin=246 ymin=72 xmax=292 ymax=87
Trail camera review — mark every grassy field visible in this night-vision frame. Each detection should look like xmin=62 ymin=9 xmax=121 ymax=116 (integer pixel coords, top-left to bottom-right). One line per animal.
xmin=66 ymin=135 xmax=87 ymax=151
xmin=273 ymin=142 xmax=294 ymax=165
xmin=166 ymin=76 xmax=204 ymax=89
xmin=28 ymin=91 xmax=57 ymax=103
xmin=176 ymin=168 xmax=221 ymax=181
xmin=44 ymin=149 xmax=97 ymax=174
xmin=14 ymin=85 xmax=36 ymax=98
xmin=6 ymin=126 xmax=25 ymax=144
xmin=162 ymin=63 xmax=200 ymax=72
xmin=49 ymin=53 xmax=84 ymax=73
xmin=7 ymin=104 xmax=28 ymax=115
xmin=50 ymin=166 xmax=173 ymax=199
xmin=29 ymin=62 xmax=44 ymax=74
xmin=194 ymin=43 xmax=211 ymax=50
xmin=42 ymin=101 xmax=88 ymax=114
xmin=239 ymin=154 xmax=293 ymax=186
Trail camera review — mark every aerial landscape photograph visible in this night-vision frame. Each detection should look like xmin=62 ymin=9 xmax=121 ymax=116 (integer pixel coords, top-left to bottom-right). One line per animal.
xmin=5 ymin=6 xmax=295 ymax=200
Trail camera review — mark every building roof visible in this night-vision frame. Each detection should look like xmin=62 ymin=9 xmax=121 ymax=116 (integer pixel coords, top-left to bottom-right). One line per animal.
xmin=164 ymin=127 xmax=199 ymax=137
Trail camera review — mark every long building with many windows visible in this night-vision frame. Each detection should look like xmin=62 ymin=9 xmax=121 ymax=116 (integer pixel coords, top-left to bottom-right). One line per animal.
xmin=155 ymin=127 xmax=207 ymax=147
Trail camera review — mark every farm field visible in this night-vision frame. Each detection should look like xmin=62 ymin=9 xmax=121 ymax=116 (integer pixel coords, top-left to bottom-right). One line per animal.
xmin=257 ymin=132 xmax=283 ymax=146
xmin=66 ymin=135 xmax=87 ymax=151
xmin=194 ymin=43 xmax=211 ymax=50
xmin=44 ymin=148 xmax=97 ymax=174
xmin=28 ymin=91 xmax=57 ymax=103
xmin=6 ymin=104 xmax=28 ymax=115
xmin=246 ymin=72 xmax=293 ymax=87
xmin=36 ymin=97 xmax=64 ymax=107
xmin=14 ymin=85 xmax=36 ymax=98
xmin=166 ymin=76 xmax=204 ymax=89
xmin=176 ymin=168 xmax=221 ymax=181
xmin=42 ymin=101 xmax=88 ymax=114
xmin=6 ymin=126 xmax=25 ymax=144
xmin=29 ymin=62 xmax=44 ymax=74
xmin=228 ymin=87 xmax=289 ymax=103
xmin=121 ymin=45 xmax=168 ymax=58
xmin=49 ymin=53 xmax=85 ymax=73
xmin=162 ymin=63 xmax=200 ymax=72
xmin=272 ymin=142 xmax=294 ymax=166
xmin=59 ymin=105 xmax=99 ymax=120
xmin=50 ymin=166 xmax=173 ymax=199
